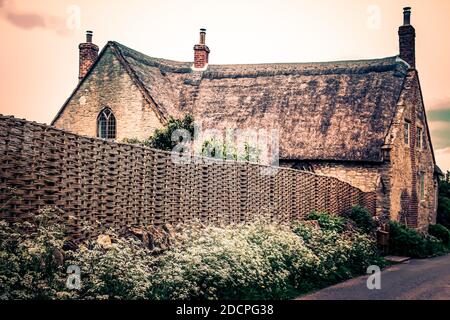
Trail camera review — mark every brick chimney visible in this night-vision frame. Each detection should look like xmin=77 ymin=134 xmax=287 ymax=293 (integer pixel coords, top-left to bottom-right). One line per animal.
xmin=398 ymin=7 xmax=416 ymax=68
xmin=193 ymin=28 xmax=210 ymax=70
xmin=79 ymin=31 xmax=99 ymax=81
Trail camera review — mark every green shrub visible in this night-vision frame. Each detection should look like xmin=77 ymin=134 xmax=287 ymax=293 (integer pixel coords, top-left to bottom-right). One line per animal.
xmin=149 ymin=115 xmax=195 ymax=151
xmin=423 ymin=235 xmax=447 ymax=256
xmin=148 ymin=221 xmax=380 ymax=300
xmin=0 ymin=208 xmax=68 ymax=299
xmin=147 ymin=222 xmax=319 ymax=300
xmin=121 ymin=115 xmax=195 ymax=151
xmin=291 ymin=222 xmax=379 ymax=286
xmin=437 ymin=196 xmax=450 ymax=230
xmin=346 ymin=232 xmax=382 ymax=273
xmin=428 ymin=224 xmax=450 ymax=247
xmin=437 ymin=180 xmax=450 ymax=230
xmin=240 ymin=223 xmax=320 ymax=295
xmin=66 ymin=235 xmax=153 ymax=299
xmin=1 ymin=211 xmax=383 ymax=300
xmin=389 ymin=221 xmax=448 ymax=258
xmin=344 ymin=206 xmax=376 ymax=234
xmin=0 ymin=210 xmax=153 ymax=300
xmin=306 ymin=212 xmax=346 ymax=233
xmin=201 ymin=139 xmax=260 ymax=163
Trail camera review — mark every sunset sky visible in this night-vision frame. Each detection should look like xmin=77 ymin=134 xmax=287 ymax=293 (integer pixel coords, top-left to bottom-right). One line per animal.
xmin=0 ymin=0 xmax=449 ymax=171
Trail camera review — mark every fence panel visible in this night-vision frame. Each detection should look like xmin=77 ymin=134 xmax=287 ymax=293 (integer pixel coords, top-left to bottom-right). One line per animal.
xmin=0 ymin=115 xmax=376 ymax=239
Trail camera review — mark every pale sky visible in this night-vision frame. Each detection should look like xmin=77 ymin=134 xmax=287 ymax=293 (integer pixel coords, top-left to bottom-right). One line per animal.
xmin=0 ymin=0 xmax=449 ymax=171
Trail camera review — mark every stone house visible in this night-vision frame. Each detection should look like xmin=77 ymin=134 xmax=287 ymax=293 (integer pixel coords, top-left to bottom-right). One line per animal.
xmin=52 ymin=8 xmax=441 ymax=230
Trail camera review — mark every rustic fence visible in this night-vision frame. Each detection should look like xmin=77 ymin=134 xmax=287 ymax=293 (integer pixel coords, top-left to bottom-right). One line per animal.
xmin=0 ymin=115 xmax=376 ymax=240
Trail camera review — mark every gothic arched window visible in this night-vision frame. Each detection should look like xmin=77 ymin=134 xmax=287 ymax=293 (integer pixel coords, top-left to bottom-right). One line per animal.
xmin=97 ymin=108 xmax=116 ymax=139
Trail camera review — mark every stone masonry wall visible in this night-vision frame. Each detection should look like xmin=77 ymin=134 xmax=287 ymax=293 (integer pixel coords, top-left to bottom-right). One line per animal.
xmin=54 ymin=46 xmax=163 ymax=141
xmin=387 ymin=70 xmax=437 ymax=230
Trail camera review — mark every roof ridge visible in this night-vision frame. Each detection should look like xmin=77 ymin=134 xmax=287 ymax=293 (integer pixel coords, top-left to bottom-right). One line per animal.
xmin=109 ymin=40 xmax=405 ymax=68
xmin=208 ymin=56 xmax=401 ymax=67
xmin=109 ymin=41 xmax=191 ymax=65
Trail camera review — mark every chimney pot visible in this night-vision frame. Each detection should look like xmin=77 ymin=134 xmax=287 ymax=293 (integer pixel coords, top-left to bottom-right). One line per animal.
xmin=86 ymin=30 xmax=93 ymax=43
xmin=403 ymin=7 xmax=411 ymax=25
xmin=199 ymin=28 xmax=206 ymax=45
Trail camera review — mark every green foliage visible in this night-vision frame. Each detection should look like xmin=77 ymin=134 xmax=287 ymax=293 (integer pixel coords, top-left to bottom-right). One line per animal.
xmin=122 ymin=115 xmax=195 ymax=151
xmin=122 ymin=115 xmax=260 ymax=162
xmin=201 ymin=138 xmax=236 ymax=160
xmin=422 ymin=235 xmax=448 ymax=256
xmin=306 ymin=211 xmax=346 ymax=233
xmin=148 ymin=115 xmax=195 ymax=151
xmin=1 ymin=211 xmax=382 ymax=300
xmin=122 ymin=137 xmax=143 ymax=145
xmin=66 ymin=235 xmax=153 ymax=299
xmin=437 ymin=180 xmax=450 ymax=230
xmin=291 ymin=222 xmax=379 ymax=287
xmin=0 ymin=208 xmax=68 ymax=299
xmin=428 ymin=224 xmax=450 ymax=246
xmin=388 ymin=221 xmax=448 ymax=258
xmin=149 ymin=221 xmax=379 ymax=300
xmin=344 ymin=206 xmax=377 ymax=234
xmin=148 ymin=223 xmax=318 ymax=299
xmin=201 ymin=139 xmax=260 ymax=162
xmin=242 ymin=142 xmax=260 ymax=162
xmin=0 ymin=210 xmax=153 ymax=300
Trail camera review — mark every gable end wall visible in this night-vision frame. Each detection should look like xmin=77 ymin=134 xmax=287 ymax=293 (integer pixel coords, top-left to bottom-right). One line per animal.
xmin=53 ymin=47 xmax=163 ymax=141
xmin=387 ymin=71 xmax=437 ymax=231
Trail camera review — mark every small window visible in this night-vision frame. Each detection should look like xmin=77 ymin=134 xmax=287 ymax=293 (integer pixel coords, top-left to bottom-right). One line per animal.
xmin=97 ymin=108 xmax=116 ymax=139
xmin=419 ymin=172 xmax=425 ymax=201
xmin=404 ymin=121 xmax=410 ymax=146
xmin=416 ymin=127 xmax=423 ymax=149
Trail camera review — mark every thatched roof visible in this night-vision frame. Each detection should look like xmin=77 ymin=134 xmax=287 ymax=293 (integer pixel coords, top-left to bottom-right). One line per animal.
xmin=96 ymin=41 xmax=411 ymax=162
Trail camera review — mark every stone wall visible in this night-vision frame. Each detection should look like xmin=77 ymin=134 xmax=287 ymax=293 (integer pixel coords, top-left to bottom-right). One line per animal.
xmin=0 ymin=115 xmax=376 ymax=241
xmin=53 ymin=46 xmax=163 ymax=141
xmin=387 ymin=70 xmax=437 ymax=230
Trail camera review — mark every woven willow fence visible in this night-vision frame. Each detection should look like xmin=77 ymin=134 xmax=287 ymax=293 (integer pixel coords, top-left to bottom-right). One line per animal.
xmin=0 ymin=115 xmax=376 ymax=240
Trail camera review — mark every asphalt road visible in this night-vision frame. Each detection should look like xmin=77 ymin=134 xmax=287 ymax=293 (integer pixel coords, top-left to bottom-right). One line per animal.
xmin=298 ymin=254 xmax=450 ymax=300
